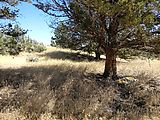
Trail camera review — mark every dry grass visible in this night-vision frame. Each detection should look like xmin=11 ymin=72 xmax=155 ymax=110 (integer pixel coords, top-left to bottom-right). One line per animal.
xmin=118 ymin=59 xmax=160 ymax=78
xmin=0 ymin=47 xmax=160 ymax=120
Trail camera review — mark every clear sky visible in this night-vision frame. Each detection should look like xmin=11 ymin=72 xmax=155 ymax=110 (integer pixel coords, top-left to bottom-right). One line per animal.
xmin=16 ymin=2 xmax=53 ymax=45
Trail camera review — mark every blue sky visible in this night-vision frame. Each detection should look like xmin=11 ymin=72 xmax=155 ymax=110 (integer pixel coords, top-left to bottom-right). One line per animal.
xmin=16 ymin=2 xmax=53 ymax=45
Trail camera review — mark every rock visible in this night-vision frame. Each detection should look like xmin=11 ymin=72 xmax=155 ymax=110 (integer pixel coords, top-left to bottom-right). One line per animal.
xmin=26 ymin=56 xmax=39 ymax=62
xmin=115 ymin=76 xmax=137 ymax=85
xmin=116 ymin=58 xmax=128 ymax=63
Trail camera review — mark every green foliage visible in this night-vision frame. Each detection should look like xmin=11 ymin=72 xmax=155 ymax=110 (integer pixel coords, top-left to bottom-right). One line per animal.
xmin=0 ymin=35 xmax=46 ymax=55
xmin=0 ymin=25 xmax=46 ymax=55
xmin=49 ymin=0 xmax=159 ymax=55
xmin=52 ymin=22 xmax=99 ymax=55
xmin=119 ymin=49 xmax=151 ymax=59
xmin=35 ymin=0 xmax=160 ymax=53
xmin=52 ymin=23 xmax=73 ymax=48
xmin=0 ymin=35 xmax=18 ymax=55
xmin=0 ymin=0 xmax=30 ymax=20
xmin=32 ymin=44 xmax=47 ymax=53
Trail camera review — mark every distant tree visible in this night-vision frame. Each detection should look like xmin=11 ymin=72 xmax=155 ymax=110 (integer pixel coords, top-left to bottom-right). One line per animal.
xmin=35 ymin=0 xmax=160 ymax=79
xmin=0 ymin=24 xmax=46 ymax=55
xmin=1 ymin=24 xmax=27 ymax=37
xmin=0 ymin=24 xmax=27 ymax=55
xmin=51 ymin=22 xmax=103 ymax=60
xmin=52 ymin=22 xmax=73 ymax=48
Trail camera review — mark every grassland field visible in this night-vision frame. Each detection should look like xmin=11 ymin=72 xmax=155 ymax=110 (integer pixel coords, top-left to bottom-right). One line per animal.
xmin=0 ymin=47 xmax=160 ymax=120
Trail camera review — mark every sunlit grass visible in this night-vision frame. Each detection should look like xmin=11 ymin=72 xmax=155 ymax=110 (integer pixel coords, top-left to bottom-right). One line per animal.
xmin=118 ymin=59 xmax=160 ymax=78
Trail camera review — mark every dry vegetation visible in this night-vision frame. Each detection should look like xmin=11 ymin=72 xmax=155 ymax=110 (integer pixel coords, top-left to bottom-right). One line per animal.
xmin=0 ymin=47 xmax=160 ymax=120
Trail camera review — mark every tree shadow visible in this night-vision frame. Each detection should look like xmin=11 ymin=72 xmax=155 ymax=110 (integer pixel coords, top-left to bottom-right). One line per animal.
xmin=0 ymin=65 xmax=82 ymax=109
xmin=0 ymin=65 xmax=113 ymax=119
xmin=0 ymin=64 xmax=117 ymax=114
xmin=41 ymin=51 xmax=103 ymax=62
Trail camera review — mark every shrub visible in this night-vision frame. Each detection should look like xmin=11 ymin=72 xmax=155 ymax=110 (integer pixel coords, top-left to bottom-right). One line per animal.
xmin=0 ymin=33 xmax=46 ymax=55
xmin=33 ymin=44 xmax=47 ymax=53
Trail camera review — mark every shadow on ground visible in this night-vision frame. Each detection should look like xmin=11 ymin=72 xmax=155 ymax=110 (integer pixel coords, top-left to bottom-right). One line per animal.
xmin=0 ymin=65 xmax=113 ymax=119
xmin=0 ymin=64 xmax=160 ymax=120
xmin=41 ymin=51 xmax=103 ymax=62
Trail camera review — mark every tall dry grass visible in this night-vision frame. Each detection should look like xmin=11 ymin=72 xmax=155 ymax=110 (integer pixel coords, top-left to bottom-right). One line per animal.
xmin=0 ymin=47 xmax=160 ymax=120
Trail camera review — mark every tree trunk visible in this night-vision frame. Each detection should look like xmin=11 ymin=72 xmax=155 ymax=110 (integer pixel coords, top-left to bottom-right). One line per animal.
xmin=99 ymin=12 xmax=119 ymax=79
xmin=112 ymin=51 xmax=117 ymax=79
xmin=95 ymin=51 xmax=100 ymax=60
xmin=103 ymin=48 xmax=117 ymax=79
xmin=95 ymin=46 xmax=101 ymax=60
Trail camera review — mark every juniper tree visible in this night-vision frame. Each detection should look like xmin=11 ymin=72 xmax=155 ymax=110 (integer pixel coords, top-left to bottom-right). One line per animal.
xmin=34 ymin=0 xmax=160 ymax=79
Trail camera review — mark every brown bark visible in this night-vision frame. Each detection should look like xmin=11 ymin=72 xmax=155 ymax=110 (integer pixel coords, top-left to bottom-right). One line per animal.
xmin=95 ymin=51 xmax=100 ymax=60
xmin=102 ymin=14 xmax=119 ymax=79
xmin=103 ymin=48 xmax=117 ymax=79
xmin=99 ymin=13 xmax=119 ymax=79
xmin=112 ymin=51 xmax=117 ymax=79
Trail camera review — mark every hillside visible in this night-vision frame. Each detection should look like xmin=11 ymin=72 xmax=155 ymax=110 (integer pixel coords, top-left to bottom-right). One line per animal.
xmin=0 ymin=47 xmax=160 ymax=120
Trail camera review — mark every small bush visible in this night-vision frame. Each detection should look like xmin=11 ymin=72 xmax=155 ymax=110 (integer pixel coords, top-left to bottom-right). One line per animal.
xmin=33 ymin=44 xmax=47 ymax=53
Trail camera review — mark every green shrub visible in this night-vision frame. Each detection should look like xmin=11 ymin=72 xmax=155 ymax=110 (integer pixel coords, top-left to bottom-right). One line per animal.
xmin=0 ymin=33 xmax=46 ymax=55
xmin=33 ymin=44 xmax=47 ymax=53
